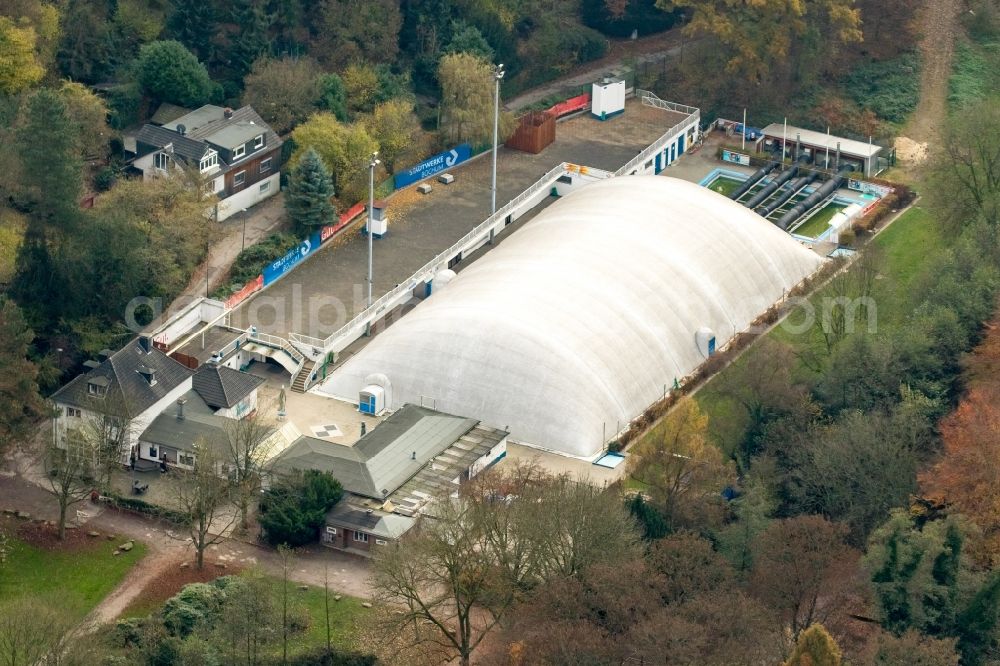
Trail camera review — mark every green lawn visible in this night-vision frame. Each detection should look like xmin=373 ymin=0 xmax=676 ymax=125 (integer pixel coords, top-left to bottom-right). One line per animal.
xmin=276 ymin=579 xmax=372 ymax=656
xmin=692 ymin=205 xmax=941 ymax=451
xmin=791 ymin=202 xmax=847 ymax=238
xmin=707 ymin=176 xmax=744 ymax=197
xmin=0 ymin=535 xmax=146 ymax=621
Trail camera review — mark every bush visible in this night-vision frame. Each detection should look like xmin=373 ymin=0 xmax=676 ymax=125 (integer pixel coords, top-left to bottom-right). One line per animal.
xmin=580 ymin=0 xmax=679 ymax=38
xmin=844 ymin=53 xmax=921 ymax=124
xmin=280 ymin=647 xmax=377 ymax=666
xmin=94 ymin=167 xmax=117 ymax=192
xmin=135 ymin=40 xmax=214 ymax=107
xmin=161 ymin=582 xmax=227 ymax=637
xmin=949 ymin=41 xmax=1000 ymax=108
xmin=259 ymin=470 xmax=343 ymax=547
xmin=218 ymin=232 xmax=300 ymax=295
xmin=105 ymin=493 xmax=191 ymax=525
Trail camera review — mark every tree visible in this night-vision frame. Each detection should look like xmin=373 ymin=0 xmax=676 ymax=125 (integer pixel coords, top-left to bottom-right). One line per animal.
xmin=222 ymin=404 xmax=277 ymax=531
xmin=242 ymin=56 xmax=323 ymax=134
xmin=228 ymin=0 xmax=271 ymax=80
xmin=655 ymin=0 xmax=861 ymax=99
xmin=15 ymin=88 xmax=83 ymax=224
xmin=627 ymin=398 xmax=732 ymax=532
xmin=365 ymin=99 xmax=421 ymax=172
xmin=439 ymin=52 xmax=514 ymax=146
xmin=0 ymin=17 xmax=45 ymax=94
xmin=258 ymin=469 xmax=343 ymax=547
xmin=135 ymin=40 xmax=214 ymax=107
xmin=444 ymin=20 xmax=494 ymax=60
xmin=342 ymin=63 xmax=381 ymax=115
xmin=173 ymin=445 xmax=235 ymax=569
xmin=646 ymin=531 xmax=734 ymax=605
xmin=58 ymin=81 xmax=112 ymax=160
xmin=0 ymin=298 xmax=46 ymax=458
xmin=318 ymin=72 xmax=348 ymax=121
xmin=784 ymin=624 xmax=842 ymax=666
xmin=715 ymin=471 xmax=776 ymax=573
xmin=870 ymin=630 xmax=960 ymax=666
xmin=290 ymin=113 xmax=380 ymax=205
xmin=864 ymin=511 xmax=972 ymax=637
xmin=166 ymin=0 xmax=216 ymax=62
xmin=285 ymin=147 xmax=337 ymax=236
xmin=0 ymin=598 xmax=76 ymax=665
xmin=45 ymin=430 xmax=100 ymax=540
xmin=312 ymin=0 xmax=401 ymax=69
xmin=750 ymin=515 xmax=861 ymax=637
xmin=212 ymin=572 xmax=276 ymax=664
xmin=56 ymin=0 xmax=115 ymax=84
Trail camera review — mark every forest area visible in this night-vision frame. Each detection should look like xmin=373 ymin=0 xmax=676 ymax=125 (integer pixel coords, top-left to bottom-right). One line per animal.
xmin=4 ymin=0 xmax=1000 ymax=664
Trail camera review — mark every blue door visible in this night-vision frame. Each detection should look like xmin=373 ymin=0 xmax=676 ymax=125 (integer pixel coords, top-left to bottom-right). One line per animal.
xmin=678 ymin=134 xmax=686 ymax=156
xmin=670 ymin=143 xmax=676 ymax=163
xmin=359 ymin=395 xmax=376 ymax=414
xmin=655 ymin=152 xmax=663 ymax=173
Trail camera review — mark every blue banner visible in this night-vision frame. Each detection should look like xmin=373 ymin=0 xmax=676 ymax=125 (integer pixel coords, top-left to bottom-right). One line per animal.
xmin=262 ymin=232 xmax=322 ymax=286
xmin=393 ymin=144 xmax=471 ymax=189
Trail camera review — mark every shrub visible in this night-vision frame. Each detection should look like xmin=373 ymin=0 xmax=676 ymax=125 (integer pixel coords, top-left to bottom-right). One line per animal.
xmin=94 ymin=166 xmax=117 ymax=192
xmin=844 ymin=52 xmax=921 ymax=124
xmin=225 ymin=232 xmax=300 ymax=289
xmin=160 ymin=582 xmax=227 ymax=637
xmin=259 ymin=470 xmax=344 ymax=547
xmin=135 ymin=40 xmax=214 ymax=107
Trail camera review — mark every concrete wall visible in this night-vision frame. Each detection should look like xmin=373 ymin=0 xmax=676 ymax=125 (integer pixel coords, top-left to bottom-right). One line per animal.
xmin=216 ymin=173 xmax=280 ymax=221
xmin=469 ymin=436 xmax=508 ymax=479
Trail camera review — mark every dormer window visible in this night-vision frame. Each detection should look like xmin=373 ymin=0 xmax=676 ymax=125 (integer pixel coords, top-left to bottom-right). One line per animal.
xmin=87 ymin=377 xmax=110 ymax=396
xmin=154 ymin=152 xmax=170 ymax=170
xmin=233 ymin=144 xmax=246 ymax=159
xmin=199 ymin=150 xmax=218 ymax=172
xmin=254 ymin=134 xmax=264 ymax=149
xmin=137 ymin=365 xmax=157 ymax=386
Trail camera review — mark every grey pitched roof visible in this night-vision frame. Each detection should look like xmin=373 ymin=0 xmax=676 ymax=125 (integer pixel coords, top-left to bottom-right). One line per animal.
xmin=135 ymin=124 xmax=211 ymax=162
xmin=325 ymin=501 xmax=415 ymax=540
xmin=51 ymin=338 xmax=193 ymax=415
xmin=193 ymin=365 xmax=264 ymax=410
xmin=163 ymin=105 xmax=226 ymax=134
xmin=150 ymin=103 xmax=193 ymax=126
xmin=139 ymin=390 xmax=227 ymax=453
xmin=272 ymin=405 xmax=478 ymax=499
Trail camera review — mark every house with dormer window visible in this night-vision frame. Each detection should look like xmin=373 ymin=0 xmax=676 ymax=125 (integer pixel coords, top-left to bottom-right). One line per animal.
xmin=133 ymin=105 xmax=283 ymax=221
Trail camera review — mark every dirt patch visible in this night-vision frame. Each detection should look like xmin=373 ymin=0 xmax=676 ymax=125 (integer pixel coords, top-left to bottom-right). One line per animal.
xmin=120 ymin=560 xmax=244 ymax=619
xmin=894 ymin=136 xmax=929 ymax=164
xmin=904 ymin=0 xmax=963 ymax=147
xmin=1 ymin=514 xmax=97 ymax=550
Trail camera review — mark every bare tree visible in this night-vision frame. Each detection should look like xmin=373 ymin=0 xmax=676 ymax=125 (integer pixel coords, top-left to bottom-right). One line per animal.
xmin=78 ymin=389 xmax=138 ymax=486
xmin=222 ymin=401 xmax=278 ymax=531
xmin=45 ymin=432 xmax=99 ymax=540
xmin=173 ymin=443 xmax=236 ymax=569
xmin=0 ymin=598 xmax=76 ymax=665
xmin=213 ymin=569 xmax=276 ymax=665
xmin=277 ymin=544 xmax=294 ymax=665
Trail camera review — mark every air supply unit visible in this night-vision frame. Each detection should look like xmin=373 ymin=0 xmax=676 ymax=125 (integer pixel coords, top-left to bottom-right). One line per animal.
xmin=591 ymin=77 xmax=625 ymax=121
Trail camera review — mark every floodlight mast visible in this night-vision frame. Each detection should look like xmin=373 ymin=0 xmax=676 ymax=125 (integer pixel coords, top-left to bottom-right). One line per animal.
xmin=366 ymin=151 xmax=379 ymax=335
xmin=491 ymin=63 xmax=505 ymax=217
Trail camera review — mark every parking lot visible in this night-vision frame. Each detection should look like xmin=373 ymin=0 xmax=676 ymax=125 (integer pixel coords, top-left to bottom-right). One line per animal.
xmin=229 ymin=101 xmax=680 ymax=340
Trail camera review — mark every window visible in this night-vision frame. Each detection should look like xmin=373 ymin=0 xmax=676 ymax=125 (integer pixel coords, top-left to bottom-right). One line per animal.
xmin=87 ymin=382 xmax=106 ymax=396
xmin=179 ymin=453 xmax=195 ymax=466
xmin=233 ymin=144 xmax=246 ymax=159
xmin=259 ymin=181 xmax=270 ymax=193
xmin=234 ymin=171 xmax=246 ymax=187
xmin=67 ymin=407 xmax=81 ymax=418
xmin=148 ymin=446 xmax=158 ymax=458
xmin=199 ymin=150 xmax=218 ymax=172
xmin=353 ymin=531 xmax=369 ymax=543
xmin=260 ymin=157 xmax=272 ymax=173
xmin=375 ymin=538 xmax=387 ymax=545
xmin=154 ymin=152 xmax=169 ymax=170
xmin=254 ymin=134 xmax=264 ymax=149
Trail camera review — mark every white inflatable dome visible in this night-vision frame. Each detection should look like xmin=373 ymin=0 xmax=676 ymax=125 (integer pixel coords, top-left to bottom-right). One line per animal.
xmin=319 ymin=176 xmax=822 ymax=458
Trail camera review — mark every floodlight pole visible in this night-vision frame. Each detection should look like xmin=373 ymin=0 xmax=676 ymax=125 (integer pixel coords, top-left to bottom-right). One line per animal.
xmin=741 ymin=108 xmax=746 ymax=151
xmin=491 ymin=63 xmax=505 ymax=217
xmin=365 ymin=151 xmax=379 ymax=336
xmin=782 ymin=117 xmax=787 ymax=163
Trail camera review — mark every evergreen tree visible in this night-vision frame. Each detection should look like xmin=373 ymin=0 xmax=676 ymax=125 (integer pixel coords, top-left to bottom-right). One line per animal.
xmin=135 ymin=40 xmax=214 ymax=107
xmin=15 ymin=89 xmax=83 ymax=226
xmin=228 ymin=0 xmax=272 ymax=80
xmin=285 ymin=148 xmax=336 ymax=236
xmin=0 ymin=296 xmax=47 ymax=458
xmin=167 ymin=0 xmax=217 ymax=63
xmin=957 ymin=573 xmax=1000 ymax=666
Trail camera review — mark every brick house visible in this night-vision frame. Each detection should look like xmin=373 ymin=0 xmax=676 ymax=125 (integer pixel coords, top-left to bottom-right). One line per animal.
xmin=133 ymin=104 xmax=282 ymax=221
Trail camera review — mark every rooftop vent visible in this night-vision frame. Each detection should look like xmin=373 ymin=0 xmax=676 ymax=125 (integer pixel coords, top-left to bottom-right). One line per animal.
xmin=176 ymin=397 xmax=187 ymax=420
xmin=177 ymin=123 xmax=186 ymax=136
xmin=138 ymin=336 xmax=152 ymax=354
xmin=224 ymin=107 xmax=233 ymax=119
xmin=83 ymin=360 xmax=101 ymax=370
xmin=411 ymin=451 xmax=416 ymax=460
xmin=137 ymin=364 xmax=157 ymax=386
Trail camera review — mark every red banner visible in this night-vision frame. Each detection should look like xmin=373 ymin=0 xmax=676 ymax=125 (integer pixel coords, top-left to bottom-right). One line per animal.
xmin=225 ymin=274 xmax=263 ymax=309
xmin=321 ymin=202 xmax=366 ymax=242
xmin=547 ymin=93 xmax=591 ymax=118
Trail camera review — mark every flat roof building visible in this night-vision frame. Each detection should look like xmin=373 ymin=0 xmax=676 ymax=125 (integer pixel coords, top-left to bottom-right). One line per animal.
xmin=758 ymin=123 xmax=885 ymax=176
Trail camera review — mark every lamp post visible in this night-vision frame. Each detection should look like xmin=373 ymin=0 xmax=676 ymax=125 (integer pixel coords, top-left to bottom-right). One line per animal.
xmin=240 ymin=208 xmax=248 ymax=251
xmin=491 ymin=63 xmax=505 ymax=217
xmin=366 ymin=152 xmax=380 ymax=335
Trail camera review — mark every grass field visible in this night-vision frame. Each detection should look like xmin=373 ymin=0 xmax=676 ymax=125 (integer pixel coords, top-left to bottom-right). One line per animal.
xmin=792 ymin=202 xmax=847 ymax=238
xmin=707 ymin=176 xmax=744 ymax=197
xmin=275 ymin=579 xmax=372 ymax=656
xmin=692 ymin=205 xmax=940 ymax=451
xmin=0 ymin=535 xmax=146 ymax=621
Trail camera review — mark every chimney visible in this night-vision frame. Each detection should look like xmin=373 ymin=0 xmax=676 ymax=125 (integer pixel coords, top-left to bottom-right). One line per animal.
xmin=224 ymin=107 xmax=233 ymax=119
xmin=98 ymin=348 xmax=113 ymax=361
xmin=411 ymin=451 xmax=416 ymax=460
xmin=176 ymin=397 xmax=187 ymax=420
xmin=137 ymin=364 xmax=157 ymax=386
xmin=835 ymin=142 xmax=841 ymax=171
xmin=138 ymin=336 xmax=152 ymax=354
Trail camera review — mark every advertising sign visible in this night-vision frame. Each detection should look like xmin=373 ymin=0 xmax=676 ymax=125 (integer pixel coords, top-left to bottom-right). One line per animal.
xmin=547 ymin=93 xmax=591 ymax=118
xmin=263 ymin=232 xmax=322 ymax=286
xmin=393 ymin=144 xmax=471 ymax=189
xmin=225 ymin=274 xmax=263 ymax=309
xmin=722 ymin=150 xmax=751 ymax=166
xmin=848 ymin=179 xmax=892 ymax=198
